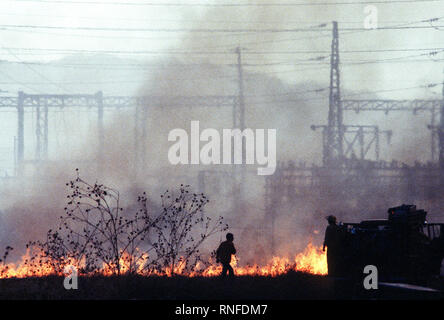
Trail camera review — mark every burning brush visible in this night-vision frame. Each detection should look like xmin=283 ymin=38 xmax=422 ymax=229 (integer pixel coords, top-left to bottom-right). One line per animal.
xmin=0 ymin=172 xmax=327 ymax=279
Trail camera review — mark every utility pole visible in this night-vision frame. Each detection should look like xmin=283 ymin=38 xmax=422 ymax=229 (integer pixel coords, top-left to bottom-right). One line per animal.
xmin=439 ymin=77 xmax=444 ymax=169
xmin=17 ymin=91 xmax=24 ymax=176
xmin=236 ymin=47 xmax=274 ymax=252
xmin=96 ymin=91 xmax=104 ymax=174
xmin=43 ymin=100 xmax=48 ymax=160
xmin=235 ymin=47 xmax=246 ymax=214
xmin=36 ymin=99 xmax=41 ymax=161
xmin=235 ymin=47 xmax=246 ymax=131
xmin=325 ymin=21 xmax=344 ymax=167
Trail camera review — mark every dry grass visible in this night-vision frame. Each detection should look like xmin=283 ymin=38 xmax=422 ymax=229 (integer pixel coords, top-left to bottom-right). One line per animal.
xmin=0 ymin=271 xmax=441 ymax=300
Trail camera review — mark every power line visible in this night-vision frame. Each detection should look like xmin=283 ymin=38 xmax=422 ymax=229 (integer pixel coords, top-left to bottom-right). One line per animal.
xmin=9 ymin=53 xmax=444 ymax=64
xmin=0 ymin=59 xmax=439 ymax=72
xmin=0 ymin=73 xmax=240 ymax=83
xmin=1 ymin=55 xmax=442 ymax=77
xmin=0 ymin=24 xmax=257 ymax=42
xmin=250 ymin=83 xmax=440 ymax=105
xmin=10 ymin=0 xmax=444 ymax=6
xmin=0 ymin=16 xmax=442 ymax=91
xmin=4 ymin=46 xmax=444 ymax=56
xmin=0 ymin=11 xmax=419 ymax=25
xmin=0 ymin=25 xmax=327 ymax=33
xmin=187 ymin=16 xmax=444 ymax=49
xmin=2 ymin=23 xmax=444 ymax=32
xmin=245 ymin=87 xmax=328 ymax=98
xmin=0 ymin=23 xmax=331 ymax=46
xmin=0 ymin=44 xmax=72 ymax=93
xmin=242 ymin=57 xmax=444 ymax=76
xmin=0 ymin=70 xmax=42 ymax=93
xmin=341 ymin=83 xmax=441 ymax=98
xmin=0 ymin=17 xmax=439 ymax=49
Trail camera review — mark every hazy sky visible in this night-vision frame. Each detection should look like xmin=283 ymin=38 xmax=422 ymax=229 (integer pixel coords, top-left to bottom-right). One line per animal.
xmin=0 ymin=0 xmax=443 ymax=94
xmin=1 ymin=0 xmax=444 ymax=252
xmin=1 ymin=0 xmax=444 ymax=175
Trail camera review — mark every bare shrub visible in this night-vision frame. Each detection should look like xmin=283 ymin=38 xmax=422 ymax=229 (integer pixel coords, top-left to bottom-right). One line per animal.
xmin=26 ymin=171 xmax=227 ymax=277
xmin=151 ymin=185 xmax=228 ymax=275
xmin=0 ymin=246 xmax=13 ymax=277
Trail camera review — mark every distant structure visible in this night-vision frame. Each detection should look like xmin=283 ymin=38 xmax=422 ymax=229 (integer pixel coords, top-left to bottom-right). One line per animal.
xmin=0 ymin=22 xmax=443 ymax=254
xmin=265 ymin=21 xmax=444 ymax=253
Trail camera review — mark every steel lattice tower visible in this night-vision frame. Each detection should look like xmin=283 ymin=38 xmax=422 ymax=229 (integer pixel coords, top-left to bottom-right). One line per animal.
xmin=325 ymin=21 xmax=344 ymax=167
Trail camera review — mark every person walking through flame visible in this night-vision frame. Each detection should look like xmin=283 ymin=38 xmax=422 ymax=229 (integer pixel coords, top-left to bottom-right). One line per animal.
xmin=216 ymin=233 xmax=236 ymax=278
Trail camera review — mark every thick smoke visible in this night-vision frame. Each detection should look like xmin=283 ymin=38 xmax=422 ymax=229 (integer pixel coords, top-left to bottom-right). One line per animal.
xmin=0 ymin=2 xmax=437 ymax=263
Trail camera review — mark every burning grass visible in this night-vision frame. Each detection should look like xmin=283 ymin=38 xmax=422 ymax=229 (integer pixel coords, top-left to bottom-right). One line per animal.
xmin=0 ymin=171 xmax=327 ymax=280
xmin=0 ymin=242 xmax=327 ymax=279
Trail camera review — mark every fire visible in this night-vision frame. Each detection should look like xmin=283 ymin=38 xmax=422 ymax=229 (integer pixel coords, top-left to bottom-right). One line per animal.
xmin=0 ymin=242 xmax=327 ymax=278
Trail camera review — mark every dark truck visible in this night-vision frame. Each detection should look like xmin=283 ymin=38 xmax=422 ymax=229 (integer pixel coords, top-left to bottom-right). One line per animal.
xmin=334 ymin=204 xmax=444 ymax=282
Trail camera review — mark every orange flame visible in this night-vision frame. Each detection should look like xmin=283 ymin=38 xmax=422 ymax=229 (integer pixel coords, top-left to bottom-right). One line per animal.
xmin=0 ymin=242 xmax=327 ymax=278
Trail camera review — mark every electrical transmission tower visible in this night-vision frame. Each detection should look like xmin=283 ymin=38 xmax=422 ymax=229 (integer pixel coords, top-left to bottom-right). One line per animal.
xmin=314 ymin=22 xmax=443 ymax=166
xmin=325 ymin=21 xmax=343 ymax=167
xmin=313 ymin=22 xmax=390 ymax=167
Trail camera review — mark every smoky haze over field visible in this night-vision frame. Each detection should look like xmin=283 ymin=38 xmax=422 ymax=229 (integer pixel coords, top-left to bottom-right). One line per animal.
xmin=0 ymin=0 xmax=443 ymax=263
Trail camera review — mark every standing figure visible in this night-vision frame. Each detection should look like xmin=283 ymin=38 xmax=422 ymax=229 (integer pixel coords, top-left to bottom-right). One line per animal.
xmin=216 ymin=233 xmax=236 ymax=278
xmin=323 ymin=215 xmax=341 ymax=276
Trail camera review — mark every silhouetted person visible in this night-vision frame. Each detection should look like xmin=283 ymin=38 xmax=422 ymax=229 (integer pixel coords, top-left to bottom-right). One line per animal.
xmin=216 ymin=233 xmax=236 ymax=278
xmin=323 ymin=215 xmax=341 ymax=276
